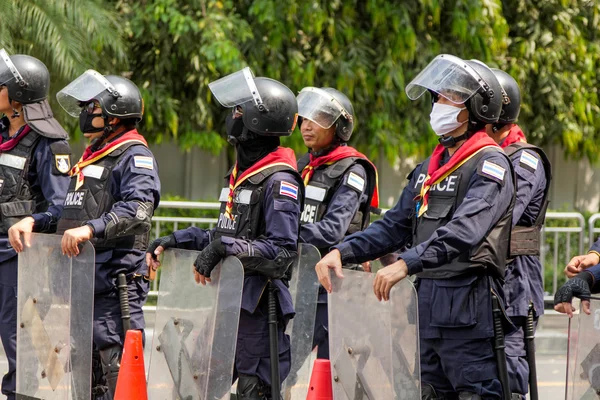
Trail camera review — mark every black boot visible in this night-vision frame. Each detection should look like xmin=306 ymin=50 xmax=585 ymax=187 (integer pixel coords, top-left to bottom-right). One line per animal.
xmin=237 ymin=374 xmax=269 ymax=400
xmin=458 ymin=392 xmax=482 ymax=400
xmin=422 ymin=384 xmax=439 ymax=400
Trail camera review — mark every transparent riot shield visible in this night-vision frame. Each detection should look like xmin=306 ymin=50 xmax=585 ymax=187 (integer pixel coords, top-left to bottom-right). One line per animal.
xmin=147 ymin=249 xmax=244 ymax=400
xmin=16 ymin=233 xmax=95 ymax=400
xmin=328 ymin=269 xmax=420 ymax=399
xmin=282 ymin=243 xmax=321 ymax=399
xmin=566 ymin=296 xmax=600 ymax=400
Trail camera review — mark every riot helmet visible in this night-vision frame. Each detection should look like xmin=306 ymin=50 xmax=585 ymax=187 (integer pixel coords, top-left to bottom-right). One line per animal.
xmin=297 ymin=87 xmax=354 ymax=141
xmin=0 ymin=49 xmax=49 ymax=104
xmin=406 ymin=54 xmax=504 ymax=127
xmin=491 ymin=68 xmax=521 ymax=125
xmin=209 ymin=67 xmax=298 ymax=136
xmin=57 ymin=70 xmax=143 ymax=123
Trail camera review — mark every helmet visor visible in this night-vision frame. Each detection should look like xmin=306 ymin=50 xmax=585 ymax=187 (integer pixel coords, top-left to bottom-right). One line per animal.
xmin=208 ymin=67 xmax=264 ymax=108
xmin=56 ymin=70 xmax=115 ymax=117
xmin=297 ymin=87 xmax=350 ymax=129
xmin=405 ymin=54 xmax=487 ymax=104
xmin=0 ymin=49 xmax=23 ymax=88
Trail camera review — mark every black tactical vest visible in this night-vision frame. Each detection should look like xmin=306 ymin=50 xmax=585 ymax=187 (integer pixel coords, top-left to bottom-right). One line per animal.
xmin=412 ymin=147 xmax=515 ymax=280
xmin=57 ymin=143 xmax=150 ymax=250
xmin=213 ymin=164 xmax=303 ymax=242
xmin=0 ymin=131 xmax=44 ymax=234
xmin=297 ymin=154 xmax=377 ymax=254
xmin=504 ymin=142 xmax=552 ymax=257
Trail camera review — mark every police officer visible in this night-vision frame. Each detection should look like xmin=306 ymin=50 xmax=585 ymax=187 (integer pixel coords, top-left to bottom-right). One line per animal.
xmin=146 ymin=68 xmax=303 ymax=400
xmin=316 ymin=55 xmax=515 ymax=399
xmin=296 ymin=87 xmax=378 ymax=359
xmin=56 ymin=70 xmax=160 ymax=399
xmin=486 ymin=68 xmax=551 ymax=400
xmin=0 ymin=49 xmax=71 ymax=400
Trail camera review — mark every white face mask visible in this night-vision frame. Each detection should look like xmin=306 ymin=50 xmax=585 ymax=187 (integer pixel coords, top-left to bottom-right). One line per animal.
xmin=429 ymin=102 xmax=467 ymax=136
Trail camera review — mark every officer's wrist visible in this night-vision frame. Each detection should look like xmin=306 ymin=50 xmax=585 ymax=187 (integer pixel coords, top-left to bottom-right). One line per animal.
xmin=588 ymin=251 xmax=600 ymax=266
xmin=85 ymin=223 xmax=95 ymax=238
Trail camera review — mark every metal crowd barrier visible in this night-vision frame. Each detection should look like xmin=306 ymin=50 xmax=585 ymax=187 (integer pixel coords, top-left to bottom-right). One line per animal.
xmin=148 ymin=201 xmax=597 ymax=300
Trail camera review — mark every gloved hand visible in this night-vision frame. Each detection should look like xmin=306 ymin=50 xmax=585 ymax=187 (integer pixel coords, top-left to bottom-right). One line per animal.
xmin=554 ymin=271 xmax=593 ymax=317
xmin=146 ymin=234 xmax=177 ymax=260
xmin=194 ymin=238 xmax=226 ymax=284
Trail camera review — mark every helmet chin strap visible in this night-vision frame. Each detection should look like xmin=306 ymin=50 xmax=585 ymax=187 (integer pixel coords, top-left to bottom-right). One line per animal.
xmin=8 ymin=98 xmax=20 ymax=119
xmin=438 ymin=130 xmax=475 ymax=148
xmin=90 ymin=115 xmax=122 ymax=152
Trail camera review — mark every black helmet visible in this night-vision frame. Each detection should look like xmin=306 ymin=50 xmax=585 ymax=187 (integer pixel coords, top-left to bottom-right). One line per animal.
xmin=209 ymin=68 xmax=297 ymax=137
xmin=0 ymin=52 xmax=49 ymax=104
xmin=95 ymin=76 xmax=143 ymax=122
xmin=464 ymin=60 xmax=504 ymax=125
xmin=239 ymin=77 xmax=297 ymax=136
xmin=491 ymin=68 xmax=521 ymax=124
xmin=57 ymin=70 xmax=143 ymax=123
xmin=321 ymin=88 xmax=354 ymax=141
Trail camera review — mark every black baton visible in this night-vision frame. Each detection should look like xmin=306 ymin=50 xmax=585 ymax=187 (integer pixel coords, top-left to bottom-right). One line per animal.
xmin=492 ymin=294 xmax=511 ymax=400
xmin=268 ymin=281 xmax=281 ymax=399
xmin=117 ymin=273 xmax=131 ymax=332
xmin=525 ymin=303 xmax=538 ymax=400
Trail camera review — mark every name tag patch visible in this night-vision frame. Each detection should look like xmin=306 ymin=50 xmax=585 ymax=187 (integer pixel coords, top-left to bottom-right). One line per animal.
xmin=0 ymin=153 xmax=26 ymax=170
xmin=480 ymin=160 xmax=505 ymax=182
xmin=519 ymin=151 xmax=539 ymax=171
xmin=279 ymin=181 xmax=298 ymax=200
xmin=346 ymin=172 xmax=365 ymax=192
xmin=134 ymin=156 xmax=154 ymax=170
xmin=82 ymin=165 xmax=105 ymax=179
xmin=64 ymin=190 xmax=87 ymax=209
xmin=305 ymin=185 xmax=327 ymax=202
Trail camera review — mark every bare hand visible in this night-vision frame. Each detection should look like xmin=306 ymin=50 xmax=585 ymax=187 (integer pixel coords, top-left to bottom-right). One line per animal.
xmin=565 ymin=253 xmax=600 ymax=278
xmin=61 ymin=226 xmax=93 ymax=257
xmin=193 ymin=267 xmax=211 ymax=286
xmin=373 ymin=259 xmax=408 ymax=301
xmin=8 ymin=217 xmax=34 ymax=253
xmin=315 ymin=249 xmax=344 ymax=293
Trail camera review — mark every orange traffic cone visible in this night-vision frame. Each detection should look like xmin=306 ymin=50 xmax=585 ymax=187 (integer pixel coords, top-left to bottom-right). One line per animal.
xmin=306 ymin=359 xmax=333 ymax=400
xmin=114 ymin=330 xmax=148 ymax=400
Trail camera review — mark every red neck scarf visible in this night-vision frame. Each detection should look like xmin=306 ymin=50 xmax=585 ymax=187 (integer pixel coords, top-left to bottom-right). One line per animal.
xmin=0 ymin=124 xmax=32 ymax=153
xmin=224 ymin=147 xmax=297 ymax=219
xmin=418 ymin=130 xmax=498 ymax=217
xmin=300 ymin=145 xmax=379 ymax=208
xmin=500 ymin=124 xmax=527 ymax=149
xmin=70 ymin=129 xmax=148 ymax=190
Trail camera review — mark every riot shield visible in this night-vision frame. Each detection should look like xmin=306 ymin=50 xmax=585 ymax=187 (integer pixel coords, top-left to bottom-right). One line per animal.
xmin=16 ymin=233 xmax=95 ymax=400
xmin=282 ymin=243 xmax=321 ymax=399
xmin=328 ymin=269 xmax=420 ymax=399
xmin=147 ymin=249 xmax=244 ymax=400
xmin=566 ymin=296 xmax=600 ymax=400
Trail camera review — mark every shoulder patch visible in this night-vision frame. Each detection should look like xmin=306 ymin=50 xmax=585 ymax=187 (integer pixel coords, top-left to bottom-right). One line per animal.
xmin=345 ymin=171 xmax=365 ymax=192
xmin=519 ymin=150 xmax=539 ymax=171
xmin=55 ymin=154 xmax=71 ymax=174
xmin=279 ymin=181 xmax=298 ymax=200
xmin=480 ymin=160 xmax=506 ymax=183
xmin=134 ymin=156 xmax=154 ymax=170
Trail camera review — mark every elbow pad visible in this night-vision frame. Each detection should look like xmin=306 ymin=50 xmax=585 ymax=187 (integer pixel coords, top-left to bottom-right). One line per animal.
xmin=104 ymin=202 xmax=154 ymax=239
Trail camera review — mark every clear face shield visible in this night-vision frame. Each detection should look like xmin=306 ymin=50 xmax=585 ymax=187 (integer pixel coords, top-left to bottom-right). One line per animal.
xmin=405 ymin=54 xmax=489 ymax=104
xmin=208 ymin=67 xmax=266 ymax=111
xmin=56 ymin=70 xmax=116 ymax=117
xmin=296 ymin=87 xmax=352 ymax=129
xmin=0 ymin=49 xmax=24 ymax=89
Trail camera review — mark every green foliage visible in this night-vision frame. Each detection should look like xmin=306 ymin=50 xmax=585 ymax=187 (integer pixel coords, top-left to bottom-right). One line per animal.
xmin=5 ymin=0 xmax=600 ymax=163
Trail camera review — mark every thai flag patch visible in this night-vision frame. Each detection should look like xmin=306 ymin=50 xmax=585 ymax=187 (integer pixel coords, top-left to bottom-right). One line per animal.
xmin=519 ymin=150 xmax=539 ymax=170
xmin=481 ymin=160 xmax=505 ymax=181
xmin=134 ymin=156 xmax=154 ymax=170
xmin=346 ymin=172 xmax=365 ymax=192
xmin=280 ymin=181 xmax=298 ymax=200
